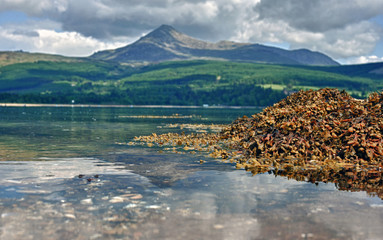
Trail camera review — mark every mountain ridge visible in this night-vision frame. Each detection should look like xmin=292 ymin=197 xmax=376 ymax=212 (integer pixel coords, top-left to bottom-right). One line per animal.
xmin=0 ymin=51 xmax=82 ymax=66
xmin=91 ymin=24 xmax=339 ymax=66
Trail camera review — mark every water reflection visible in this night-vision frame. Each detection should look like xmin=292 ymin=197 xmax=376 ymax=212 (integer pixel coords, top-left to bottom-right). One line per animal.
xmin=0 ymin=107 xmax=382 ymax=239
xmin=245 ymin=165 xmax=383 ymax=199
xmin=1 ymin=154 xmax=382 ymax=240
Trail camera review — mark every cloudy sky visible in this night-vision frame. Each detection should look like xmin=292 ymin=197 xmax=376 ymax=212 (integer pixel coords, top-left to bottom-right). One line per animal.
xmin=0 ymin=0 xmax=383 ymax=64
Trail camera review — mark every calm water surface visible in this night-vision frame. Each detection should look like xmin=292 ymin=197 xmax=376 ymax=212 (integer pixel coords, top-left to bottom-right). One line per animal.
xmin=0 ymin=106 xmax=382 ymax=240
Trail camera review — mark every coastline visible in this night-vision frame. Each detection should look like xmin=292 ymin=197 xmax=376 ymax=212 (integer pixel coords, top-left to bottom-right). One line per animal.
xmin=0 ymin=103 xmax=261 ymax=109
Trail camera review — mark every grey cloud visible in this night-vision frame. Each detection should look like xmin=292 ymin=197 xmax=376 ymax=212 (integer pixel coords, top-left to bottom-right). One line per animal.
xmin=1 ymin=0 xmax=383 ymax=60
xmin=12 ymin=29 xmax=40 ymax=37
xmin=55 ymin=1 xmax=177 ymax=38
xmin=0 ymin=0 xmax=257 ymax=42
xmin=0 ymin=0 xmax=66 ymax=16
xmin=2 ymin=0 xmax=382 ymax=41
xmin=254 ymin=0 xmax=383 ymax=32
xmin=43 ymin=0 xmax=250 ymax=42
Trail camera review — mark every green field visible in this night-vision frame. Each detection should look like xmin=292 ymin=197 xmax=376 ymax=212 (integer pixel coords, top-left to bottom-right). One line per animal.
xmin=0 ymin=58 xmax=382 ymax=106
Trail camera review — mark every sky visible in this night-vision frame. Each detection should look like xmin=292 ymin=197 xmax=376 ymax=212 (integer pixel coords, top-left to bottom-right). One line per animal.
xmin=0 ymin=0 xmax=383 ymax=65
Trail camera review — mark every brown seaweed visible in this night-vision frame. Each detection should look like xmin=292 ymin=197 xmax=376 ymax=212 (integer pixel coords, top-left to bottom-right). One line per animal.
xmin=132 ymin=88 xmax=383 ymax=198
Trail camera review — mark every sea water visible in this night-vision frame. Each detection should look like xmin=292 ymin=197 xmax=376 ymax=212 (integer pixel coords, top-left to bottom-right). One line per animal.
xmin=0 ymin=106 xmax=381 ymax=240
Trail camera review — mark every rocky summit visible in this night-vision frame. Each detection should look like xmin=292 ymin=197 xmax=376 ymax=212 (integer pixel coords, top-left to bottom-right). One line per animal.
xmin=91 ymin=25 xmax=339 ymax=66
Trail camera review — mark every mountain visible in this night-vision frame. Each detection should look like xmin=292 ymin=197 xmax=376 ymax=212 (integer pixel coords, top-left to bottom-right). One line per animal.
xmin=91 ymin=25 xmax=339 ymax=66
xmin=0 ymin=51 xmax=81 ymax=66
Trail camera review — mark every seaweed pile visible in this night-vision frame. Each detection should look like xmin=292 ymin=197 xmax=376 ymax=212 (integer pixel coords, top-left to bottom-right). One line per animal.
xmin=134 ymin=88 xmax=383 ymax=169
xmin=133 ymin=88 xmax=383 ymax=197
xmin=223 ymin=88 xmax=383 ymax=169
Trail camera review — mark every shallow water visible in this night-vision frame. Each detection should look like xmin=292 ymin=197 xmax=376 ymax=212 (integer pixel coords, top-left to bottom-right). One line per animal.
xmin=0 ymin=106 xmax=382 ymax=240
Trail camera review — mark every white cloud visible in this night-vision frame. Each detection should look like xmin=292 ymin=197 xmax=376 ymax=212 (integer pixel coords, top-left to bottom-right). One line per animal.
xmin=0 ymin=22 xmax=127 ymax=56
xmin=345 ymin=55 xmax=383 ymax=64
xmin=33 ymin=29 xmax=126 ymax=56
xmin=291 ymin=21 xmax=382 ymax=59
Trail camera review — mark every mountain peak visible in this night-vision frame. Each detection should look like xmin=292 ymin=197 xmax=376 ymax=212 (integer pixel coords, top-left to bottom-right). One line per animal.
xmin=147 ymin=24 xmax=177 ymax=37
xmin=137 ymin=24 xmax=213 ymax=50
xmin=136 ymin=25 xmax=180 ymax=45
xmin=156 ymin=24 xmax=176 ymax=32
xmin=91 ymin=25 xmax=339 ymax=65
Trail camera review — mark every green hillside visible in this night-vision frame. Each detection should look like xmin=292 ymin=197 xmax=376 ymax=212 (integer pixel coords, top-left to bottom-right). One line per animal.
xmin=0 ymin=59 xmax=382 ymax=106
xmin=0 ymin=51 xmax=81 ymax=66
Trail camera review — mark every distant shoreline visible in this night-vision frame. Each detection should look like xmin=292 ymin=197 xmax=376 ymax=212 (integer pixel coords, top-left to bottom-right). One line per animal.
xmin=0 ymin=103 xmax=261 ymax=109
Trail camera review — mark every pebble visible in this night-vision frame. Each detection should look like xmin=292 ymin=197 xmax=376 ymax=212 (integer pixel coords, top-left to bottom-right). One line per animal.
xmin=213 ymin=224 xmax=225 ymax=229
xmin=80 ymin=198 xmax=93 ymax=205
xmin=145 ymin=205 xmax=161 ymax=209
xmin=130 ymin=194 xmax=143 ymax=200
xmin=64 ymin=214 xmax=76 ymax=219
xmin=124 ymin=203 xmax=138 ymax=209
xmin=109 ymin=196 xmax=125 ymax=203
